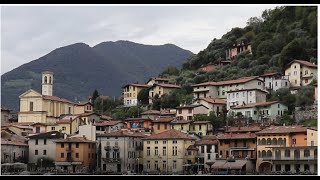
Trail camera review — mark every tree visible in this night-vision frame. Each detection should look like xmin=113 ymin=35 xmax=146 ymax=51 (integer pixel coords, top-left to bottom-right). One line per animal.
xmin=36 ymin=157 xmax=55 ymax=169
xmin=279 ymin=113 xmax=295 ymax=125
xmin=296 ymin=85 xmax=315 ymax=109
xmin=91 ymin=89 xmax=100 ymax=107
xmin=269 ymin=88 xmax=296 ymax=114
xmin=137 ymin=89 xmax=149 ymax=105
xmin=126 ymin=106 xmax=142 ymax=118
xmin=112 ymin=108 xmax=126 ymax=120
xmin=161 ymin=66 xmax=180 ymax=76
xmin=279 ymin=39 xmax=309 ymax=69
xmin=152 ymin=94 xmax=161 ymax=110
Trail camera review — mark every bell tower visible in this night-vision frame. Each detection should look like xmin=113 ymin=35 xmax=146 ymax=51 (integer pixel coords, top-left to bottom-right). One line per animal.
xmin=42 ymin=71 xmax=54 ymax=96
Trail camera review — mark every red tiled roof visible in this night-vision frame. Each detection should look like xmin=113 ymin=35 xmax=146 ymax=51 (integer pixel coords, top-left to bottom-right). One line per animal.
xmin=97 ymin=130 xmax=146 ymax=138
xmin=192 ymin=121 xmax=210 ymax=124
xmin=256 ymin=125 xmax=307 ymax=135
xmin=176 ymin=104 xmax=208 ymax=109
xmin=200 ymin=98 xmax=226 ymax=104
xmin=147 ymin=77 xmax=171 ymax=83
xmin=42 ymin=95 xmax=75 ymax=104
xmin=187 ymin=145 xmax=199 ymax=151
xmin=28 ymin=131 xmax=65 ymax=139
xmin=225 ymin=126 xmax=262 ymax=133
xmin=216 ymin=132 xmax=256 ymax=140
xmin=154 ymin=83 xmax=181 ymax=88
xmin=259 ymin=72 xmax=279 ymax=77
xmin=195 ymin=136 xmax=219 ymax=145
xmin=141 ymin=110 xmax=161 ymax=115
xmin=192 ymin=76 xmax=261 ymax=87
xmin=94 ymin=120 xmax=124 ymax=126
xmin=170 ymin=120 xmax=192 ymax=124
xmin=1 ymin=139 xmax=28 ymax=146
xmin=76 ymin=112 xmax=100 ymax=117
xmin=153 ymin=117 xmax=175 ymax=123
xmin=144 ymin=129 xmax=195 ymax=140
xmin=232 ymin=101 xmax=279 ymax=109
xmin=124 ymin=118 xmax=152 ymax=121
xmin=55 ymin=137 xmax=95 ymax=143
xmin=123 ymin=83 xmax=151 ymax=88
xmin=1 ymin=122 xmax=33 ymax=127
xmin=76 ymin=101 xmax=92 ymax=106
xmin=288 ymin=60 xmax=317 ymax=68
xmin=226 ymin=88 xmax=268 ymax=94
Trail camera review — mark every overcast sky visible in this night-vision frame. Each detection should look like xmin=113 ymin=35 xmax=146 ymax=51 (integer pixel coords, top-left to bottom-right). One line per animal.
xmin=1 ymin=5 xmax=278 ymax=74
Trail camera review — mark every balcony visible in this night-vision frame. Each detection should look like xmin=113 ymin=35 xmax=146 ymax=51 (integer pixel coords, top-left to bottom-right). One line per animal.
xmin=113 ymin=146 xmax=119 ymax=150
xmin=102 ymin=158 xmax=121 ymax=163
xmin=104 ymin=146 xmax=111 ymax=151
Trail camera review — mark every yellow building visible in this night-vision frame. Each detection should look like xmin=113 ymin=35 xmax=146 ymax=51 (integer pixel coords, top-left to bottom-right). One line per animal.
xmin=255 ymin=125 xmax=307 ymax=172
xmin=189 ymin=121 xmax=212 ymax=136
xmin=170 ymin=120 xmax=191 ymax=134
xmin=307 ymin=127 xmax=317 ymax=146
xmin=285 ymin=60 xmax=317 ymax=88
xmin=152 ymin=117 xmax=174 ymax=134
xmin=74 ymin=101 xmax=93 ymax=114
xmin=142 ymin=129 xmax=196 ymax=174
xmin=18 ymin=71 xmax=77 ymax=124
xmin=123 ymin=84 xmax=151 ymax=106
xmin=149 ymin=83 xmax=181 ymax=104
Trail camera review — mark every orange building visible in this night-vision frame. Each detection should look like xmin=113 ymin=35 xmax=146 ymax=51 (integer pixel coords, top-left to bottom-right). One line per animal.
xmin=124 ymin=118 xmax=153 ymax=132
xmin=152 ymin=117 xmax=174 ymax=134
xmin=55 ymin=137 xmax=96 ymax=173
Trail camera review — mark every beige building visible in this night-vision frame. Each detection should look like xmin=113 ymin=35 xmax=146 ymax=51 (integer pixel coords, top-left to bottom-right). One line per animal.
xmin=285 ymin=60 xmax=317 ymax=88
xmin=96 ymin=130 xmax=145 ymax=173
xmin=74 ymin=101 xmax=93 ymax=114
xmin=307 ymin=127 xmax=317 ymax=146
xmin=95 ymin=120 xmax=126 ymax=134
xmin=141 ymin=110 xmax=160 ymax=120
xmin=170 ymin=120 xmax=192 ymax=134
xmin=149 ymin=83 xmax=181 ymax=104
xmin=152 ymin=117 xmax=175 ymax=134
xmin=193 ymin=98 xmax=226 ymax=116
xmin=28 ymin=131 xmax=65 ymax=165
xmin=146 ymin=77 xmax=170 ymax=86
xmin=192 ymin=77 xmax=265 ymax=100
xmin=123 ymin=84 xmax=151 ymax=106
xmin=142 ymin=129 xmax=196 ymax=174
xmin=176 ymin=104 xmax=209 ymax=121
xmin=1 ymin=139 xmax=28 ymax=164
xmin=227 ymin=88 xmax=268 ymax=110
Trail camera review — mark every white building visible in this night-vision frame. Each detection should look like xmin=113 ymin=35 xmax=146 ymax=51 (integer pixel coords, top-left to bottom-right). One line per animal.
xmin=229 ymin=101 xmax=288 ymax=122
xmin=96 ymin=130 xmax=145 ymax=174
xmin=194 ymin=136 xmax=219 ymax=170
xmin=226 ymin=88 xmax=268 ymax=110
xmin=285 ymin=60 xmax=317 ymax=88
xmin=259 ymin=72 xmax=290 ymax=92
xmin=193 ymin=98 xmax=226 ymax=116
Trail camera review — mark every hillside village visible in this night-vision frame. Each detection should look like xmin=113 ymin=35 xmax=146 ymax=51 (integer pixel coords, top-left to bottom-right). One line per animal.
xmin=1 ymin=6 xmax=318 ymax=176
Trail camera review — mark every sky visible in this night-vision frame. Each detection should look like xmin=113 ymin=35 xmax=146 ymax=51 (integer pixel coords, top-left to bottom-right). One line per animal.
xmin=1 ymin=5 xmax=278 ymax=75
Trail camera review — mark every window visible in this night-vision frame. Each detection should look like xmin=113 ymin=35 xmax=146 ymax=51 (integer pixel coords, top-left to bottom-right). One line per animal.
xmin=36 ymin=127 xmax=40 ymax=133
xmin=157 ymin=124 xmax=160 ymax=130
xmin=178 ymin=109 xmax=182 ymax=114
xmin=62 ymin=127 xmax=66 ymax=131
xmin=188 ymin=108 xmax=192 ymax=114
xmin=68 ymin=107 xmax=71 ymax=114
xmin=173 ymin=140 xmax=177 ymax=144
xmin=199 ymin=125 xmax=202 ymax=130
xmin=163 ymin=141 xmax=166 ymax=144
xmin=155 ymin=161 xmax=158 ymax=170
xmin=133 ymin=86 xmax=135 ymax=91
xmin=44 ymin=139 xmax=47 ymax=145
xmin=155 ymin=147 xmax=158 ymax=155
xmin=163 ymin=147 xmax=167 ymax=156
xmin=258 ymin=82 xmax=261 ymax=85
xmin=305 ymin=79 xmax=308 ymax=83
xmin=147 ymin=141 xmax=150 ymax=144
xmin=208 ymin=154 xmax=211 ymax=160
xmin=236 ymin=93 xmax=239 ymax=98
xmin=74 ymin=153 xmax=79 ymax=158
xmin=159 ymin=91 xmax=161 ymax=95
xmin=88 ymin=153 xmax=90 ymax=158
xmin=276 ymin=164 xmax=281 ymax=171
xmin=30 ymin=102 xmax=34 ymax=111
xmin=304 ymin=149 xmax=310 ymax=157
xmin=181 ymin=125 xmax=184 ymax=130
xmin=164 ymin=124 xmax=167 ymax=129
xmin=163 ymin=161 xmax=166 ymax=170
xmin=35 ymin=150 xmax=38 ymax=155
xmin=275 ymin=82 xmax=278 ymax=86
xmin=187 ymin=116 xmax=192 ymax=120
xmin=285 ymin=164 xmax=290 ymax=171
xmin=147 ymin=161 xmax=150 ymax=169
xmin=147 ymin=147 xmax=150 ymax=156
xmin=254 ymin=111 xmax=257 ymax=115
xmin=51 ymin=127 xmax=55 ymax=131
xmin=243 ymin=92 xmax=245 ymax=97
xmin=294 ymin=71 xmax=297 ymax=75
xmin=172 ymin=146 xmax=177 ymax=156
xmin=173 ymin=160 xmax=177 ymax=169
xmin=292 ymin=138 xmax=296 ymax=145
xmin=76 ymin=143 xmax=79 ymax=148
xmin=61 ymin=143 xmax=64 ymax=148
xmin=249 ymin=92 xmax=252 ymax=96
xmin=35 ymin=139 xmax=38 ymax=145
xmin=61 ymin=153 xmax=64 ymax=158
xmin=305 ymin=70 xmax=308 ymax=75
xmin=155 ymin=141 xmax=158 ymax=144
xmin=295 ymin=80 xmax=297 ymax=84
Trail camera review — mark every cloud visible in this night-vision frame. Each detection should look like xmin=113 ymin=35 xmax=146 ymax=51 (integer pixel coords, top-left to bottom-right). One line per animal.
xmin=1 ymin=5 xmax=277 ymax=74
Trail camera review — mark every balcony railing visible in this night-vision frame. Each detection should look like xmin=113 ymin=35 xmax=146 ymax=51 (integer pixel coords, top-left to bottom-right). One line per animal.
xmin=102 ymin=158 xmax=121 ymax=163
xmin=263 ymin=156 xmax=317 ymax=161
xmin=113 ymin=146 xmax=119 ymax=150
xmin=104 ymin=146 xmax=111 ymax=151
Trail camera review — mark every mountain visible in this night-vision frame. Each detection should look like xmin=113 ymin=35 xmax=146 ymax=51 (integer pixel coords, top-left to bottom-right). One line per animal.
xmin=1 ymin=41 xmax=193 ymax=111
xmin=167 ymin=6 xmax=317 ymax=85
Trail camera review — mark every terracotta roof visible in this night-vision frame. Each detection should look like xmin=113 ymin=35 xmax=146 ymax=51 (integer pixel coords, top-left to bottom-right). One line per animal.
xmin=232 ymin=101 xmax=279 ymax=109
xmin=225 ymin=126 xmax=262 ymax=133
xmin=195 ymin=136 xmax=219 ymax=145
xmin=153 ymin=117 xmax=175 ymax=123
xmin=42 ymin=95 xmax=75 ymax=104
xmin=77 ymin=112 xmax=100 ymax=117
xmin=94 ymin=120 xmax=124 ymax=126
xmin=170 ymin=120 xmax=192 ymax=124
xmin=200 ymin=98 xmax=226 ymax=104
xmin=28 ymin=131 xmax=65 ymax=139
xmin=124 ymin=118 xmax=152 ymax=121
xmin=141 ymin=110 xmax=161 ymax=115
xmin=147 ymin=77 xmax=170 ymax=83
xmin=60 ymin=115 xmax=78 ymax=121
xmin=176 ymin=104 xmax=208 ymax=109
xmin=287 ymin=60 xmax=317 ymax=68
xmin=123 ymin=83 xmax=151 ymax=88
xmin=97 ymin=130 xmax=146 ymax=138
xmin=30 ymin=122 xmax=48 ymax=126
xmin=192 ymin=121 xmax=210 ymax=124
xmin=1 ymin=122 xmax=33 ymax=127
xmin=1 ymin=139 xmax=28 ymax=146
xmin=187 ymin=145 xmax=199 ymax=151
xmin=55 ymin=137 xmax=95 ymax=143
xmin=307 ymin=127 xmax=317 ymax=131
xmin=256 ymin=125 xmax=307 ymax=135
xmin=160 ymin=110 xmax=176 ymax=115
xmin=216 ymin=132 xmax=256 ymax=140
xmin=153 ymin=83 xmax=181 ymax=88
xmin=144 ymin=129 xmax=195 ymax=140
xmin=226 ymin=88 xmax=268 ymax=94
xmin=192 ymin=76 xmax=261 ymax=87
xmin=76 ymin=101 xmax=92 ymax=106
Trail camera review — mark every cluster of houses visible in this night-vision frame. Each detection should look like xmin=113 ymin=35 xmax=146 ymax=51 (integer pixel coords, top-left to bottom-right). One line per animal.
xmin=0 ymin=58 xmax=318 ymax=175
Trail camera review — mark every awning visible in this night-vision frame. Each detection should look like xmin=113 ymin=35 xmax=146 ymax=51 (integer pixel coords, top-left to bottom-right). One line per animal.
xmin=211 ymin=160 xmax=247 ymax=170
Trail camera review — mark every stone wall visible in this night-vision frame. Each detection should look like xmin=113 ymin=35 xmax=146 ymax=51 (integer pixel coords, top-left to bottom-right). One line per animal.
xmin=294 ymin=109 xmax=318 ymax=122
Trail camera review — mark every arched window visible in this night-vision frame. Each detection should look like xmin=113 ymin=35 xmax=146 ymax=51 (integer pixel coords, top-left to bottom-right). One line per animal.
xmin=267 ymin=150 xmax=272 ymax=157
xmin=261 ymin=138 xmax=266 ymax=145
xmin=278 ymin=138 xmax=283 ymax=145
xmin=44 ymin=76 xmax=47 ymax=83
xmin=258 ymin=139 xmax=261 ymax=145
xmin=262 ymin=150 xmax=266 ymax=157
xmin=275 ymin=149 xmax=281 ymax=159
xmin=272 ymin=138 xmax=277 ymax=145
xmin=294 ymin=149 xmax=300 ymax=159
xmin=304 ymin=149 xmax=310 ymax=157
xmin=49 ymin=76 xmax=52 ymax=84
xmin=285 ymin=149 xmax=290 ymax=157
xmin=258 ymin=151 xmax=261 ymax=158
xmin=267 ymin=138 xmax=272 ymax=145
